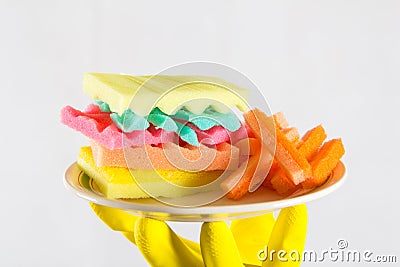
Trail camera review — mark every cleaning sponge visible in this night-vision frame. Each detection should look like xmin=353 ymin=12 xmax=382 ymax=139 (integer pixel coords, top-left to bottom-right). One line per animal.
xmin=83 ymin=73 xmax=250 ymax=115
xmin=77 ymin=146 xmax=224 ymax=199
xmin=90 ymin=140 xmax=239 ymax=171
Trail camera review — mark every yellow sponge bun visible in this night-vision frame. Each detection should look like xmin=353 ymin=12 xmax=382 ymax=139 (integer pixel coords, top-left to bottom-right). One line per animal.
xmin=77 ymin=147 xmax=224 ymax=199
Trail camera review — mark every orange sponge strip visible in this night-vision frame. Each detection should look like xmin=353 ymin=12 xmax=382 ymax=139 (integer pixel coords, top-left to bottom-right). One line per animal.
xmin=225 ymin=153 xmax=261 ymax=200
xmin=262 ymin=160 xmax=278 ymax=189
xmin=263 ymin=128 xmax=299 ymax=188
xmin=244 ymin=109 xmax=311 ymax=185
xmin=234 ymin=138 xmax=260 ymax=156
xmin=298 ymin=125 xmax=327 ymax=160
xmin=275 ymin=129 xmax=312 ymax=184
xmin=225 ymin=109 xmax=278 ymax=199
xmin=270 ymin=125 xmax=326 ymax=195
xmin=273 ymin=112 xmax=289 ymax=129
xmin=282 ymin=127 xmax=300 ymax=144
xmin=90 ymin=141 xmax=239 ymax=171
xmin=244 ymin=109 xmax=276 ymax=155
xmin=302 ymin=138 xmax=345 ymax=189
xmin=270 ymin=172 xmax=301 ymax=197
xmin=269 ymin=125 xmax=328 ymax=195
xmin=225 ymin=136 xmax=273 ymax=199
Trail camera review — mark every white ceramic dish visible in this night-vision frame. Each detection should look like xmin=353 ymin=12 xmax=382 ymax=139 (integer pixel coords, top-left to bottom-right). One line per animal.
xmin=64 ymin=161 xmax=346 ymax=222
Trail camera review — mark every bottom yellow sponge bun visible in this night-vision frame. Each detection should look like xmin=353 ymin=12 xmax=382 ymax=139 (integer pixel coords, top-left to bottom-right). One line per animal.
xmin=77 ymin=146 xmax=224 ymax=199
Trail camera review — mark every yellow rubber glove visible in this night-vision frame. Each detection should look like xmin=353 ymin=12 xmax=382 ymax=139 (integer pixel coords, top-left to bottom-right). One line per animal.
xmin=90 ymin=203 xmax=307 ymax=267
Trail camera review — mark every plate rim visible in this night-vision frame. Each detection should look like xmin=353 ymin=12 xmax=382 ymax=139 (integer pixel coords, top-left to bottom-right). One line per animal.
xmin=64 ymin=161 xmax=346 ymax=221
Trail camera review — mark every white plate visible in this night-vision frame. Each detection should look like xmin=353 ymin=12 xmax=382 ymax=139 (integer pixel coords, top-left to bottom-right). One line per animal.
xmin=64 ymin=162 xmax=346 ymax=222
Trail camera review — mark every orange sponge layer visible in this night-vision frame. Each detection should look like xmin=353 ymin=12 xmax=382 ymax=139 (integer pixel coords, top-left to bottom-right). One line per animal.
xmin=90 ymin=141 xmax=239 ymax=171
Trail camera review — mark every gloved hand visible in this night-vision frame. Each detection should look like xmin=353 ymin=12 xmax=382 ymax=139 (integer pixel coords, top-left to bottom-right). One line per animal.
xmin=90 ymin=203 xmax=307 ymax=267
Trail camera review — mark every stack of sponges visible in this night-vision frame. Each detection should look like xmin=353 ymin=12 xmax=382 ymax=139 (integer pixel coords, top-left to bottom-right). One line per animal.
xmin=77 ymin=147 xmax=225 ymax=198
xmin=61 ymin=73 xmax=250 ymax=199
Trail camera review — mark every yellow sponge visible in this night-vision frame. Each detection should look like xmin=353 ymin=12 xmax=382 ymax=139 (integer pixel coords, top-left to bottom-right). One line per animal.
xmin=83 ymin=73 xmax=249 ymax=115
xmin=77 ymin=146 xmax=224 ymax=199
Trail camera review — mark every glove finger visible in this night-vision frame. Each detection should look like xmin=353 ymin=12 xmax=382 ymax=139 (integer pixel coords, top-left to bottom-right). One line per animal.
xmin=90 ymin=203 xmax=138 ymax=235
xmin=201 ymin=221 xmax=244 ymax=267
xmin=262 ymin=205 xmax=308 ymax=267
xmin=122 ymin=231 xmax=136 ymax=244
xmin=135 ymin=217 xmax=203 ymax=267
xmin=231 ymin=213 xmax=275 ymax=266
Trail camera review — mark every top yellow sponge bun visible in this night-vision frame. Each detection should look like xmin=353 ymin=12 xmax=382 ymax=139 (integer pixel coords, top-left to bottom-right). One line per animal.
xmin=83 ymin=73 xmax=249 ymax=116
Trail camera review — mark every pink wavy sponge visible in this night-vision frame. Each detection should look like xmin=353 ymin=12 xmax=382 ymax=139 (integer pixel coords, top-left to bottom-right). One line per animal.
xmin=61 ymin=104 xmax=176 ymax=150
xmin=61 ymin=104 xmax=250 ymax=150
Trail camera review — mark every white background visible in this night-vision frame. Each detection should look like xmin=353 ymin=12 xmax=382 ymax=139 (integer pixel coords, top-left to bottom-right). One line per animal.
xmin=1 ymin=1 xmax=399 ymax=266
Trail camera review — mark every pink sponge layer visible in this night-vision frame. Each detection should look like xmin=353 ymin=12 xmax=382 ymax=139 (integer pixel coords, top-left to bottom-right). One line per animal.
xmin=61 ymin=104 xmax=250 ymax=150
xmin=90 ymin=140 xmax=240 ymax=171
xmin=192 ymin=123 xmax=251 ymax=145
xmin=61 ymin=105 xmax=176 ymax=150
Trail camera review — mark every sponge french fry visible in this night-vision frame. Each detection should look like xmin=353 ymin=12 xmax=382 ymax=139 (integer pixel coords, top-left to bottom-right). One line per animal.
xmin=270 ymin=171 xmax=301 ymax=197
xmin=298 ymin=125 xmax=327 ymax=160
xmin=302 ymin=138 xmax=345 ymax=189
xmin=224 ymin=153 xmax=260 ymax=200
xmin=262 ymin=161 xmax=278 ymax=189
xmin=273 ymin=112 xmax=289 ymax=129
xmin=244 ymin=109 xmax=312 ymax=185
xmin=234 ymin=138 xmax=260 ymax=157
xmin=274 ymin=129 xmax=312 ymax=184
xmin=263 ymin=123 xmax=299 ymax=188
xmin=270 ymin=125 xmax=327 ymax=195
xmin=226 ymin=138 xmax=273 ymax=199
xmin=282 ymin=127 xmax=300 ymax=144
xmin=226 ymin=109 xmax=277 ymax=199
xmin=243 ymin=109 xmax=276 ymax=154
